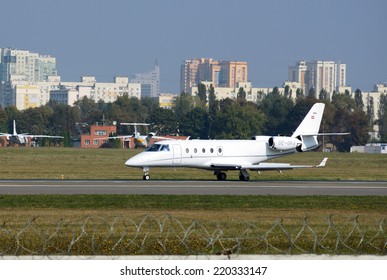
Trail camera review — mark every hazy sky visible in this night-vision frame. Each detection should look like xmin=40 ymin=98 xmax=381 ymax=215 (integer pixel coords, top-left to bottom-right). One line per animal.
xmin=2 ymin=0 xmax=386 ymax=93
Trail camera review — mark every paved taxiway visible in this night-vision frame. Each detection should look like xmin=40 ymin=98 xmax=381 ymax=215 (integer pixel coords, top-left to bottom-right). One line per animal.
xmin=0 ymin=180 xmax=386 ymax=195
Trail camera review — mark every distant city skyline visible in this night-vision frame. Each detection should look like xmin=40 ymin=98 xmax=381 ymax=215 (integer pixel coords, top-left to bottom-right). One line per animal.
xmin=1 ymin=0 xmax=386 ymax=93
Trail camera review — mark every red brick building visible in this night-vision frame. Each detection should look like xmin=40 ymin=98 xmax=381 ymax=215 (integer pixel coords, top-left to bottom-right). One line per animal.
xmin=80 ymin=125 xmax=117 ymax=148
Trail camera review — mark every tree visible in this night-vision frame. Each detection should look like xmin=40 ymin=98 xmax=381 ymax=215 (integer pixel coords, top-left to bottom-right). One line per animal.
xmin=319 ymin=89 xmax=328 ymax=100
xmin=367 ymin=96 xmax=375 ymax=126
xmin=173 ymin=92 xmax=194 ymax=127
xmin=180 ymin=107 xmax=209 ymax=139
xmin=237 ymin=87 xmax=246 ymax=104
xmin=147 ymin=107 xmax=178 ymax=135
xmin=74 ymin=96 xmax=102 ymax=126
xmin=296 ymin=88 xmax=304 ymax=101
xmin=379 ymin=94 xmax=387 ymax=142
xmin=212 ymin=99 xmax=265 ymax=139
xmin=259 ymin=92 xmax=294 ymax=135
xmin=197 ymin=83 xmax=207 ymax=108
xmin=48 ymin=103 xmax=81 ymax=147
xmin=354 ymin=89 xmax=364 ymax=111
xmin=307 ymin=87 xmax=316 ymax=98
xmin=208 ymin=84 xmax=218 ymax=138
xmin=329 ymin=93 xmax=369 ymax=151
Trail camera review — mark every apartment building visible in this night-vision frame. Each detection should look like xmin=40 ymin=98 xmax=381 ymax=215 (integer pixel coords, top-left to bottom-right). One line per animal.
xmin=288 ymin=60 xmax=347 ymax=98
xmin=180 ymin=58 xmax=248 ymax=94
xmin=190 ymin=81 xmax=273 ymax=104
xmin=0 ymin=48 xmax=58 ymax=107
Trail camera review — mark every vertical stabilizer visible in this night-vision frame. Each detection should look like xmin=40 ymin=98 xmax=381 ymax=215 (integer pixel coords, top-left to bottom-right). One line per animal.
xmin=291 ymin=103 xmax=325 ymax=137
xmin=13 ymin=120 xmax=17 ymax=136
xmin=292 ymin=103 xmax=325 ymax=152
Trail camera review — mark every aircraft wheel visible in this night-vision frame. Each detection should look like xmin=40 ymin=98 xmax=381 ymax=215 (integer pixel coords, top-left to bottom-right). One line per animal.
xmin=216 ymin=172 xmax=227 ymax=181
xmin=239 ymin=174 xmax=250 ymax=181
xmin=143 ymin=174 xmax=150 ymax=180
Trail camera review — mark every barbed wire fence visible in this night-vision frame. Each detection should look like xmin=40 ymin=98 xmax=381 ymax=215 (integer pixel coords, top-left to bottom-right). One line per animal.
xmin=0 ymin=215 xmax=386 ymax=256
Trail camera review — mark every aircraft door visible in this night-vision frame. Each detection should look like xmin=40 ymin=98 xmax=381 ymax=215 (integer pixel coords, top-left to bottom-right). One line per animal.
xmin=173 ymin=144 xmax=182 ymax=164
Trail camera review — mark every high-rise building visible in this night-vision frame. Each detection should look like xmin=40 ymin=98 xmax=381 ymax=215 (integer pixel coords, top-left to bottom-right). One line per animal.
xmin=0 ymin=48 xmax=57 ymax=107
xmin=130 ymin=63 xmax=160 ymax=98
xmin=288 ymin=60 xmax=346 ymax=97
xmin=288 ymin=60 xmax=307 ymax=93
xmin=0 ymin=48 xmax=57 ymax=83
xmin=180 ymin=58 xmax=248 ymax=94
xmin=219 ymin=61 xmax=248 ymax=88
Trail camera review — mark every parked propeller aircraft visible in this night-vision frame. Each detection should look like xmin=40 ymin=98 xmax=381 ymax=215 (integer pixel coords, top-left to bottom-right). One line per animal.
xmin=97 ymin=122 xmax=170 ymax=148
xmin=125 ymin=103 xmax=349 ymax=181
xmin=0 ymin=120 xmax=63 ymax=145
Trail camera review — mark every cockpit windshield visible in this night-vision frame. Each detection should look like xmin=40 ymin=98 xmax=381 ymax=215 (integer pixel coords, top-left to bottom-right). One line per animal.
xmin=146 ymin=144 xmax=170 ymax=152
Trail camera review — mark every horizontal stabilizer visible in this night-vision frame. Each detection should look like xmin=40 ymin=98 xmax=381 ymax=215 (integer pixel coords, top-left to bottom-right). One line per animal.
xmin=301 ymin=132 xmax=350 ymax=136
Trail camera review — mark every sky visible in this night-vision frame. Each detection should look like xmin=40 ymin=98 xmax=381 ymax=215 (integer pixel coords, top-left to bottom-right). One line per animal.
xmin=1 ymin=0 xmax=386 ymax=93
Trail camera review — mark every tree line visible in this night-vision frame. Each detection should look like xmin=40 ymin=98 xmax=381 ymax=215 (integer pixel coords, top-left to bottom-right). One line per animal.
xmin=0 ymin=86 xmax=385 ymax=151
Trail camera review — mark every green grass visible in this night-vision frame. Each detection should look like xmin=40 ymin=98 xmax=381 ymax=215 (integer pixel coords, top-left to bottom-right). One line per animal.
xmin=0 ymin=147 xmax=386 ymax=255
xmin=0 ymin=147 xmax=386 ymax=180
xmin=0 ymin=194 xmax=386 ymax=210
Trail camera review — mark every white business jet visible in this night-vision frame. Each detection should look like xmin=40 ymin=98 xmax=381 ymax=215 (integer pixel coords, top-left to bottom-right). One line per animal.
xmin=125 ymin=103 xmax=347 ymax=181
xmin=0 ymin=120 xmax=64 ymax=145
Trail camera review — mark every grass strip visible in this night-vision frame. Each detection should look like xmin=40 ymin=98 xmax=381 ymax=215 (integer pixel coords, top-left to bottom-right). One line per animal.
xmin=1 ymin=194 xmax=387 ymax=210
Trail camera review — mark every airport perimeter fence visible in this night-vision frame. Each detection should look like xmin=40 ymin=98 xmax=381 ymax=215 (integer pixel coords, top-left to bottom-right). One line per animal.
xmin=0 ymin=215 xmax=386 ymax=256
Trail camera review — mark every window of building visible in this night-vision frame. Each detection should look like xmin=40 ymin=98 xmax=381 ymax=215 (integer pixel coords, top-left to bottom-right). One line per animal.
xmin=94 ymin=130 xmax=107 ymax=135
xmin=84 ymin=140 xmax=90 ymax=146
xmin=93 ymin=140 xmax=99 ymax=145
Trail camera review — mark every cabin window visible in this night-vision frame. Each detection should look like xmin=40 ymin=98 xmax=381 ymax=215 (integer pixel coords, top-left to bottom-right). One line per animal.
xmin=210 ymin=148 xmax=214 ymax=153
xmin=218 ymin=148 xmax=222 ymax=153
xmin=202 ymin=148 xmax=205 ymax=153
xmin=185 ymin=148 xmax=189 ymax=153
xmin=194 ymin=148 xmax=197 ymax=153
xmin=146 ymin=144 xmax=161 ymax=151
xmin=160 ymin=145 xmax=170 ymax=151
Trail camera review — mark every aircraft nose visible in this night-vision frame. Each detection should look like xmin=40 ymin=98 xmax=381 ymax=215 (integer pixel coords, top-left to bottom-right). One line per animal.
xmin=125 ymin=156 xmax=142 ymax=167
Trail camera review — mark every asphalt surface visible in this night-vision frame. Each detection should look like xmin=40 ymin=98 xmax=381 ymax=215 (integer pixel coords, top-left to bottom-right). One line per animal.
xmin=0 ymin=180 xmax=386 ymax=195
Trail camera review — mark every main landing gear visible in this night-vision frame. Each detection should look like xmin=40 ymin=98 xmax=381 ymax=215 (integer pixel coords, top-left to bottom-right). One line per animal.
xmin=214 ymin=170 xmax=250 ymax=181
xmin=214 ymin=171 xmax=227 ymax=181
xmin=239 ymin=169 xmax=250 ymax=181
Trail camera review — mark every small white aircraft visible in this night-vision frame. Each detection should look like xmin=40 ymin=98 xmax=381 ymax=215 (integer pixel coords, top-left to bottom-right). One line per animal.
xmin=0 ymin=120 xmax=64 ymax=145
xmin=97 ymin=122 xmax=170 ymax=148
xmin=125 ymin=103 xmax=348 ymax=181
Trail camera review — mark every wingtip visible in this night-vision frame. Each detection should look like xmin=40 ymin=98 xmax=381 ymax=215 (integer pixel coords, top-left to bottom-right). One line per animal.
xmin=318 ymin=157 xmax=328 ymax=167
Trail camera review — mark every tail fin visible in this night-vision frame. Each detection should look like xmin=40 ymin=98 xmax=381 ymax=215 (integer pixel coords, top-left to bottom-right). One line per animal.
xmin=291 ymin=103 xmax=325 ymax=138
xmin=292 ymin=103 xmax=325 ymax=152
xmin=13 ymin=120 xmax=17 ymax=135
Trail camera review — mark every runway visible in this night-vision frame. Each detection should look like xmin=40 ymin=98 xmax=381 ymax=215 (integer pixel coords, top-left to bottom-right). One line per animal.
xmin=0 ymin=180 xmax=386 ymax=196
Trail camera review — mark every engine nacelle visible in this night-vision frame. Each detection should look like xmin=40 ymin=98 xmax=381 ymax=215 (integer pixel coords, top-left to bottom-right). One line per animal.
xmin=268 ymin=136 xmax=301 ymax=151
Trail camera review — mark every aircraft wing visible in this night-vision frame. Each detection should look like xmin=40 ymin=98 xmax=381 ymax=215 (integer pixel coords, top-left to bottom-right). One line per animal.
xmin=211 ymin=158 xmax=328 ymax=171
xmin=152 ymin=136 xmax=174 ymax=140
xmin=244 ymin=157 xmax=328 ymax=171
xmin=25 ymin=135 xmax=64 ymax=138
xmin=94 ymin=135 xmax=133 ymax=140
xmin=0 ymin=133 xmax=12 ymax=136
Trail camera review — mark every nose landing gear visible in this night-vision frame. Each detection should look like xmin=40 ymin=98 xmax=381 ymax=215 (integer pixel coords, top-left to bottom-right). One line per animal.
xmin=142 ymin=167 xmax=150 ymax=180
